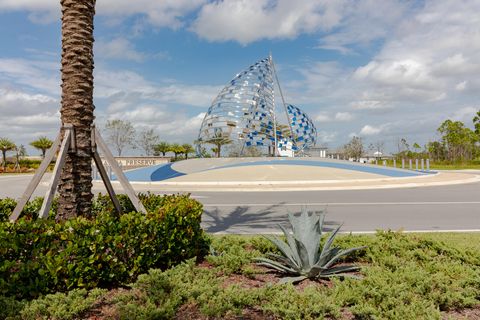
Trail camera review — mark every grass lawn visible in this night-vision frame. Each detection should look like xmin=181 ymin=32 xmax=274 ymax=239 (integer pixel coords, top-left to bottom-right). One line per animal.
xmin=428 ymin=164 xmax=480 ymax=170
xmin=2 ymin=231 xmax=480 ymax=320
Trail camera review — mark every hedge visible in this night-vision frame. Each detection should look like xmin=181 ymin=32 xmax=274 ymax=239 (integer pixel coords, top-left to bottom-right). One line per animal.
xmin=0 ymin=193 xmax=210 ymax=299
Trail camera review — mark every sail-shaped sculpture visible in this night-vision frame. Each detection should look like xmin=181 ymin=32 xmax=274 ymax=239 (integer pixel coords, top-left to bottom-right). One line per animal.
xmin=197 ymin=57 xmax=276 ymax=151
xmin=197 ymin=56 xmax=317 ymax=156
xmin=281 ymin=104 xmax=317 ymax=151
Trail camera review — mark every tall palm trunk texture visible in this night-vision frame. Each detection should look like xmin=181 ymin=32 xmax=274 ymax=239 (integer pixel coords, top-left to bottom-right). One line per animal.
xmin=57 ymin=0 xmax=96 ymax=220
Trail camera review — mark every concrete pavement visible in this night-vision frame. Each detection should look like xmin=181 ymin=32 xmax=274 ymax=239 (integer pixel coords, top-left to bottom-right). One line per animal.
xmin=1 ymin=170 xmax=479 ymax=234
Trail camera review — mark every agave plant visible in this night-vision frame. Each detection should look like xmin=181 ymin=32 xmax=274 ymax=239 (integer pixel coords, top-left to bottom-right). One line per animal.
xmin=256 ymin=207 xmax=365 ymax=284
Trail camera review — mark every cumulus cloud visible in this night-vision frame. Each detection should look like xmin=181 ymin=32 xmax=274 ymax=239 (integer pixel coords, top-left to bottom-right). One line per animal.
xmin=315 ymin=113 xmax=331 ymax=123
xmin=359 ymin=124 xmax=386 ymax=136
xmin=191 ymin=0 xmax=345 ymax=44
xmin=0 ymin=0 xmax=206 ymax=26
xmin=0 ymin=58 xmax=59 ymax=95
xmin=334 ymin=112 xmax=353 ymax=121
xmin=96 ymin=38 xmax=170 ymax=62
xmin=352 ymin=0 xmax=480 ymax=104
xmin=96 ymin=38 xmax=146 ymax=62
xmin=0 ymin=88 xmax=60 ymax=152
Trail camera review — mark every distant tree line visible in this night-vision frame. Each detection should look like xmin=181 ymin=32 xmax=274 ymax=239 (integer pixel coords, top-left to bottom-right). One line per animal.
xmin=103 ymin=119 xmax=195 ymax=159
xmin=340 ymin=110 xmax=480 ymax=163
xmin=395 ymin=112 xmax=480 ymax=162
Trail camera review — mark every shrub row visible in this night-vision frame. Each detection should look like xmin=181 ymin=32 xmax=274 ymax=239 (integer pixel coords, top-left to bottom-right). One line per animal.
xmin=0 ymin=194 xmax=210 ymax=299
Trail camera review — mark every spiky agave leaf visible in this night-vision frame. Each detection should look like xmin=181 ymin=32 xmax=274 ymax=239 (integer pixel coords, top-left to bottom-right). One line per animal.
xmin=265 ymin=253 xmax=298 ymax=269
xmin=264 ymin=234 xmax=300 ymax=269
xmin=278 ymin=275 xmax=307 ymax=284
xmin=255 ymin=257 xmax=298 ymax=274
xmin=256 ymin=208 xmax=366 ymax=283
xmin=323 ymin=246 xmax=367 ymax=269
xmin=278 ymin=224 xmax=302 ymax=268
xmin=288 ymin=207 xmax=323 ymax=267
xmin=319 ymin=265 xmax=360 ymax=277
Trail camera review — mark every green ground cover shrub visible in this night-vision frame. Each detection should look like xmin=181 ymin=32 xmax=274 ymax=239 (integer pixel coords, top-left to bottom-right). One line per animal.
xmin=0 ymin=194 xmax=210 ymax=300
xmin=2 ymin=231 xmax=479 ymax=319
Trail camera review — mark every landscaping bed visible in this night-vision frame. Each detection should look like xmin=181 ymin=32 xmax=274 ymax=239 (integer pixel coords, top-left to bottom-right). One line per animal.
xmin=1 ymin=231 xmax=479 ymax=319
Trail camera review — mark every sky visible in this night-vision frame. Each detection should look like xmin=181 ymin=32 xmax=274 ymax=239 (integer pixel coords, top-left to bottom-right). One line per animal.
xmin=0 ymin=0 xmax=479 ymax=156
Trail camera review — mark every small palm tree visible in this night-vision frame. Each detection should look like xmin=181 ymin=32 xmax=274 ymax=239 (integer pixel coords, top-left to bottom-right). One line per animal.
xmin=154 ymin=141 xmax=171 ymax=157
xmin=169 ymin=143 xmax=185 ymax=160
xmin=0 ymin=138 xmax=16 ymax=172
xmin=204 ymin=132 xmax=232 ymax=158
xmin=182 ymin=143 xmax=195 ymax=159
xmin=30 ymin=136 xmax=54 ymax=158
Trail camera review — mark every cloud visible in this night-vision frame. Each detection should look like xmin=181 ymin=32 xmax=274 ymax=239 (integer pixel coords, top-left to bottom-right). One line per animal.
xmin=315 ymin=111 xmax=353 ymax=123
xmin=95 ymin=38 xmax=170 ymax=62
xmin=334 ymin=112 xmax=353 ymax=121
xmin=96 ymin=38 xmax=146 ymax=62
xmin=450 ymin=107 xmax=477 ymax=122
xmin=0 ymin=58 xmax=59 ymax=95
xmin=0 ymin=88 xmax=60 ymax=153
xmin=317 ymin=0 xmax=412 ymax=53
xmin=317 ymin=131 xmax=337 ymax=144
xmin=351 ymin=0 xmax=480 ymax=104
xmin=359 ymin=124 xmax=387 ymax=136
xmin=350 ymin=100 xmax=391 ymax=110
xmin=94 ymin=68 xmax=221 ymax=108
xmin=315 ymin=113 xmax=331 ymax=123
xmin=191 ymin=0 xmax=345 ymax=44
xmin=0 ymin=0 xmax=206 ymax=27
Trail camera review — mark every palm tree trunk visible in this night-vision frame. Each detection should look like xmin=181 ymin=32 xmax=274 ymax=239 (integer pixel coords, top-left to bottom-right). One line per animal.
xmin=56 ymin=0 xmax=96 ymax=220
xmin=2 ymin=150 xmax=6 ymax=171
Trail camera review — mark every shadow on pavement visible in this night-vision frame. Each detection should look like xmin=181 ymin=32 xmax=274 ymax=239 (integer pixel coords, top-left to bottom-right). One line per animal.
xmin=202 ymin=204 xmax=341 ymax=234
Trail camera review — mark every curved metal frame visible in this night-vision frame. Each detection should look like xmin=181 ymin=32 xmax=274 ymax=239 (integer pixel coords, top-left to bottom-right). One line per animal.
xmin=197 ymin=56 xmax=317 ymax=155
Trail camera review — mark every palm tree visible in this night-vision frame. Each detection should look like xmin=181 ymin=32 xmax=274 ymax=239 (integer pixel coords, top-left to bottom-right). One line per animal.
xmin=204 ymin=133 xmax=232 ymax=158
xmin=182 ymin=143 xmax=194 ymax=159
xmin=154 ymin=141 xmax=171 ymax=157
xmin=30 ymin=136 xmax=53 ymax=158
xmin=0 ymin=138 xmax=15 ymax=172
xmin=169 ymin=143 xmax=185 ymax=160
xmin=56 ymin=0 xmax=96 ymax=220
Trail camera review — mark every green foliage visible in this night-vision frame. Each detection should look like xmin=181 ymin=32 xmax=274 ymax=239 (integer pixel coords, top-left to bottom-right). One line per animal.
xmin=182 ymin=143 xmax=194 ymax=159
xmin=18 ymin=288 xmax=106 ymax=320
xmin=0 ymin=194 xmax=209 ymax=299
xmin=153 ymin=141 xmax=170 ymax=156
xmin=0 ymin=295 xmax=26 ymax=319
xmin=169 ymin=143 xmax=185 ymax=160
xmin=437 ymin=119 xmax=478 ymax=161
xmin=207 ymin=235 xmax=265 ymax=275
xmin=30 ymin=137 xmax=53 ymax=158
xmin=0 ymin=138 xmax=16 ymax=171
xmin=2 ymin=232 xmax=480 ymax=319
xmin=256 ymin=208 xmax=365 ymax=284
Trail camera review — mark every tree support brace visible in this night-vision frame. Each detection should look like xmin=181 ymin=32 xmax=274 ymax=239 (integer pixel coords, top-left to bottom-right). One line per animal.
xmin=9 ymin=124 xmax=145 ymax=222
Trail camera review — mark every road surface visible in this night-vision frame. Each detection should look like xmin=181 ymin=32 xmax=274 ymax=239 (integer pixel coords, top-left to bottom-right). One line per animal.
xmin=1 ymin=174 xmax=479 ymax=234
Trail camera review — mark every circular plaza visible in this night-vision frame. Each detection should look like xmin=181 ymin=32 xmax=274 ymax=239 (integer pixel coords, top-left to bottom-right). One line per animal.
xmin=110 ymin=157 xmax=480 ymax=192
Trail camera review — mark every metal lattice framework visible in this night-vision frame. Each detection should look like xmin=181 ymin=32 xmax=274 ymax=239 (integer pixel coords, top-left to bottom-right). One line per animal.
xmin=278 ymin=104 xmax=318 ymax=151
xmin=197 ymin=56 xmax=317 ymax=155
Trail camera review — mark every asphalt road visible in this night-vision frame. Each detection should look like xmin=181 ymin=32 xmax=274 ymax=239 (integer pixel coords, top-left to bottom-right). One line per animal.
xmin=1 ymin=174 xmax=479 ymax=234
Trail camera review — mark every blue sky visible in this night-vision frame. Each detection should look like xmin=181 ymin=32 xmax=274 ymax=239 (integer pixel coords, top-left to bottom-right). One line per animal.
xmin=0 ymin=0 xmax=479 ymax=156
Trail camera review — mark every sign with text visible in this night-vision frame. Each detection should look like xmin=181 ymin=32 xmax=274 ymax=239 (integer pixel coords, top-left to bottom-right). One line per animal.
xmin=98 ymin=157 xmax=170 ymax=170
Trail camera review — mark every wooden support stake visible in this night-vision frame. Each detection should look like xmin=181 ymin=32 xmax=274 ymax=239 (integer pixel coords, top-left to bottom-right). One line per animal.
xmin=92 ymin=150 xmax=122 ymax=215
xmin=9 ymin=133 xmax=62 ymax=222
xmin=95 ymin=128 xmax=146 ymax=214
xmin=39 ymin=130 xmax=71 ymax=219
